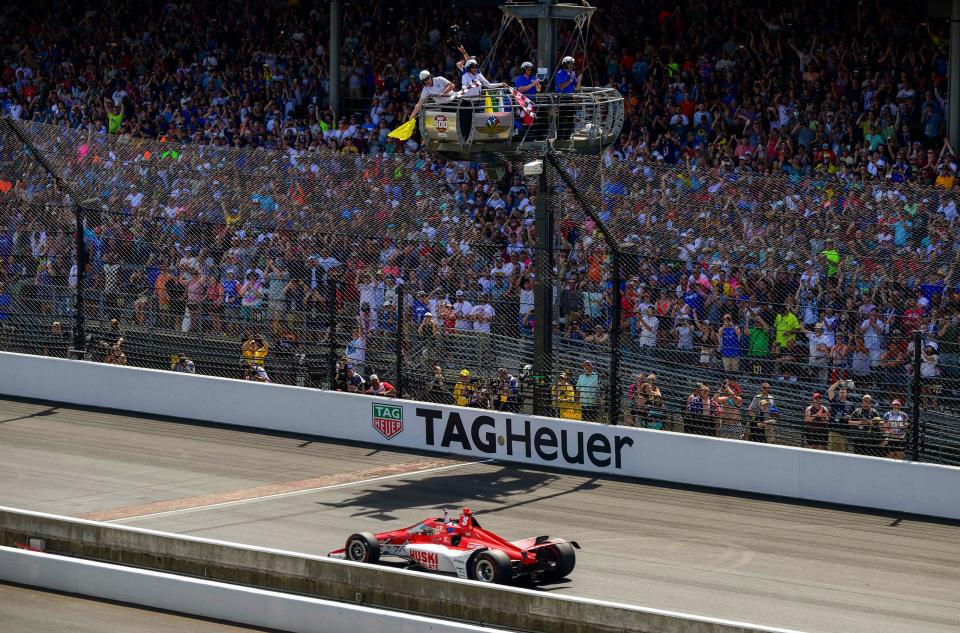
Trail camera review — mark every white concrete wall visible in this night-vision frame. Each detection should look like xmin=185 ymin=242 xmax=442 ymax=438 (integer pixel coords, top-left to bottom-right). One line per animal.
xmin=0 ymin=546 xmax=506 ymax=633
xmin=3 ymin=352 xmax=959 ymax=519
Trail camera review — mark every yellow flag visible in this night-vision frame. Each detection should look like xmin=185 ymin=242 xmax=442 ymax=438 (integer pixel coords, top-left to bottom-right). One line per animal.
xmin=388 ymin=118 xmax=417 ymax=141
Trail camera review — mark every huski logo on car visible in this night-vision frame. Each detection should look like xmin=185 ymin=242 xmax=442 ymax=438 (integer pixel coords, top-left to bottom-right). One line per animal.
xmin=410 ymin=549 xmax=439 ymax=570
xmin=372 ymin=403 xmax=404 ymax=439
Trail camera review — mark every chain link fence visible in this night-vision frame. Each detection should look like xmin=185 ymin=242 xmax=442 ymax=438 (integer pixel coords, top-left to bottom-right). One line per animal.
xmin=2 ymin=120 xmax=959 ymax=466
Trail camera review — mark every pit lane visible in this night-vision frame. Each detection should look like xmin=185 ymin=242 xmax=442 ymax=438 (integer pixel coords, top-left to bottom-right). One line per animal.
xmin=1 ymin=397 xmax=958 ymax=633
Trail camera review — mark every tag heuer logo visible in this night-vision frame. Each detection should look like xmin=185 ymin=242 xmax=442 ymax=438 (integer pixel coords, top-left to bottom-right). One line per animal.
xmin=372 ymin=403 xmax=404 ymax=440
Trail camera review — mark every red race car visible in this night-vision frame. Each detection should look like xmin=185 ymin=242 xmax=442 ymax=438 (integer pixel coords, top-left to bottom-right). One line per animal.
xmin=329 ymin=508 xmax=578 ymax=585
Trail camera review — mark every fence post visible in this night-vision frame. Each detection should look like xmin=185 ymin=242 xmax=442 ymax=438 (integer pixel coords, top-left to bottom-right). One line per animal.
xmin=609 ymin=246 xmax=621 ymax=425
xmin=395 ymin=286 xmax=404 ymax=398
xmin=544 ymin=152 xmax=621 ymax=425
xmin=326 ymin=274 xmax=338 ymax=390
xmin=532 ymin=154 xmax=554 ymax=416
xmin=73 ymin=204 xmax=87 ymax=358
xmin=910 ymin=329 xmax=922 ymax=461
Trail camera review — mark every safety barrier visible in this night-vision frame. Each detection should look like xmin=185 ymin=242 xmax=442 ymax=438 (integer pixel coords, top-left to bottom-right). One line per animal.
xmin=1 ymin=351 xmax=959 ymax=519
xmin=0 ymin=546 xmax=507 ymax=633
xmin=0 ymin=507 xmax=803 ymax=633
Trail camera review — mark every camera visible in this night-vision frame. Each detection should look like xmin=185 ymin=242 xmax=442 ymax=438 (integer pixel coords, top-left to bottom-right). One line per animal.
xmin=450 ymin=24 xmax=463 ymax=46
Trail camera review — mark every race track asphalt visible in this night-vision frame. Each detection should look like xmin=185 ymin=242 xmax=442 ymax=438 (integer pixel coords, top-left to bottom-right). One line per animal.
xmin=1 ymin=397 xmax=958 ymax=633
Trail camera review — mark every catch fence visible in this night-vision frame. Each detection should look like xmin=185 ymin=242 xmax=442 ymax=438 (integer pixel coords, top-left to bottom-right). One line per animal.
xmin=0 ymin=119 xmax=958 ymax=466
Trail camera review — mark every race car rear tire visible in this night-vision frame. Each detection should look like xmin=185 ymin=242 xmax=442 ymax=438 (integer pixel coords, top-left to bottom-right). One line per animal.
xmin=345 ymin=532 xmax=380 ymax=564
xmin=470 ymin=550 xmax=512 ymax=584
xmin=540 ymin=542 xmax=576 ymax=581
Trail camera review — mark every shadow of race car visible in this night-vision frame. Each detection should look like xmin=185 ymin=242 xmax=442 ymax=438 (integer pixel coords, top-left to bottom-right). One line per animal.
xmin=329 ymin=507 xmax=578 ymax=585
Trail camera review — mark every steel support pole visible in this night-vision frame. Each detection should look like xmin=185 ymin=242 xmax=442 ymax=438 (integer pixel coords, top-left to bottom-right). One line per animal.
xmin=537 ymin=0 xmax=557 ymax=85
xmin=326 ymin=274 xmax=338 ymax=390
xmin=910 ymin=329 xmax=923 ymax=461
xmin=73 ymin=205 xmax=86 ymax=358
xmin=329 ymin=0 xmax=342 ymax=115
xmin=950 ymin=0 xmax=960 ymax=148
xmin=609 ymin=248 xmax=622 ymax=425
xmin=533 ymin=157 xmax=554 ymax=416
xmin=395 ymin=287 xmax=404 ymax=398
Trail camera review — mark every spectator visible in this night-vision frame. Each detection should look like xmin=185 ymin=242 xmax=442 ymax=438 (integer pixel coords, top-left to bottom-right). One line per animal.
xmin=883 ymin=399 xmax=911 ymax=459
xmin=43 ymin=321 xmax=71 ymax=358
xmin=803 ymin=392 xmax=830 ymax=449
xmin=552 ymin=372 xmax=581 ymax=421
xmin=827 ymin=379 xmax=856 ymax=453
xmin=241 ymin=334 xmax=269 ymax=368
xmin=745 ymin=383 xmax=775 ymax=443
xmin=849 ymin=394 xmax=882 ymax=455
xmin=343 ymin=364 xmax=365 ymax=393
xmin=627 ymin=373 xmax=663 ymax=429
xmin=366 ymin=374 xmax=396 ymax=397
xmin=246 ymin=364 xmax=272 ymax=383
xmin=715 ymin=380 xmax=743 ymax=439
xmin=172 ymin=353 xmax=197 ymax=374
xmin=494 ymin=367 xmax=519 ymax=412
xmin=803 ymin=322 xmax=832 ymax=382
xmin=104 ymin=339 xmax=126 ymax=366
xmin=585 ymin=324 xmax=609 ymax=345
xmin=774 ymin=304 xmax=802 ymax=355
xmin=764 ymin=405 xmax=781 ymax=444
xmin=426 ymin=366 xmax=451 ymax=404
xmin=345 ymin=326 xmax=367 ymax=376
xmin=453 ymin=369 xmax=472 ymax=407
xmin=718 ymin=313 xmax=742 ymax=374
xmin=685 ymin=383 xmax=715 ymax=436
xmin=637 ymin=305 xmax=659 ymax=351
xmin=575 ymin=360 xmax=600 ymax=422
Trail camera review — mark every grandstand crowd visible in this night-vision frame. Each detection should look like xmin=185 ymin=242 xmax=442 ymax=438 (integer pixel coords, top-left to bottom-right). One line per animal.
xmin=1 ymin=1 xmax=959 ymax=458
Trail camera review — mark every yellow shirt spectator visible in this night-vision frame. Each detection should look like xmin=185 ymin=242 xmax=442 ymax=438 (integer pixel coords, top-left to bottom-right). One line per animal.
xmin=453 ymin=370 xmax=471 ymax=406
xmin=552 ymin=375 xmax=582 ymax=420
xmin=774 ymin=311 xmax=801 ymax=349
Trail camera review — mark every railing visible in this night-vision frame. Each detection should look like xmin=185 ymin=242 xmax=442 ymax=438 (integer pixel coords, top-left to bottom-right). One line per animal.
xmin=419 ymin=86 xmax=624 ymax=155
xmin=5 ymin=286 xmax=959 ymax=467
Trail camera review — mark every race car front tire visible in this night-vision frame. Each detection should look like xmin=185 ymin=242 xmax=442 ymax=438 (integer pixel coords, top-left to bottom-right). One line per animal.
xmin=345 ymin=532 xmax=380 ymax=564
xmin=539 ymin=542 xmax=576 ymax=581
xmin=469 ymin=549 xmax=512 ymax=584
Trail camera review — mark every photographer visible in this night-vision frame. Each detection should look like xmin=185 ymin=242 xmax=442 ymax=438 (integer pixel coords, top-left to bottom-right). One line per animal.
xmin=245 ymin=364 xmax=271 ymax=383
xmin=172 ymin=352 xmax=196 ymax=374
